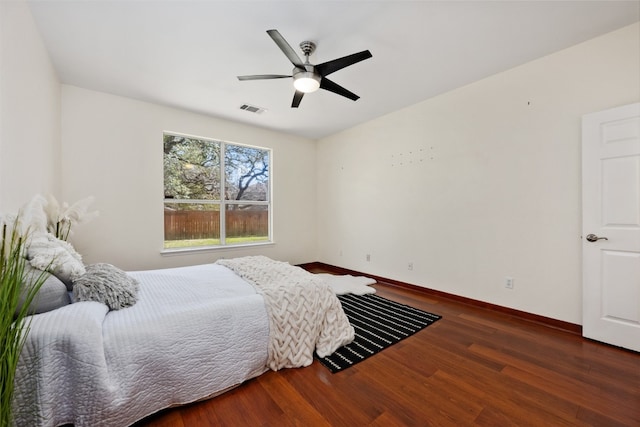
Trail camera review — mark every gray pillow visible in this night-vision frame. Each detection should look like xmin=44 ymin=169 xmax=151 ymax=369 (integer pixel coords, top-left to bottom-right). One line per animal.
xmin=15 ymin=264 xmax=71 ymax=317
xmin=72 ymin=263 xmax=139 ymax=310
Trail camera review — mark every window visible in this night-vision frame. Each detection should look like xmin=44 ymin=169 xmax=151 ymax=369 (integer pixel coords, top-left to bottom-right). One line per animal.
xmin=163 ymin=133 xmax=270 ymax=250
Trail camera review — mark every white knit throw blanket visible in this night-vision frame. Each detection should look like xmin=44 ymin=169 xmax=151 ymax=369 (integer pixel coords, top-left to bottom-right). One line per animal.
xmin=216 ymin=256 xmax=354 ymax=370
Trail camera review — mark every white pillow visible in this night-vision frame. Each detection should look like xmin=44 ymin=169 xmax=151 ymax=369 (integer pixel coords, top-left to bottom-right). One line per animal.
xmin=27 ymin=232 xmax=86 ymax=290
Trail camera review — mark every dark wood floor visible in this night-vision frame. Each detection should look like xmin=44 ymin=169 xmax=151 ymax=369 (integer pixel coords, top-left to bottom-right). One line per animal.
xmin=137 ymin=270 xmax=640 ymax=426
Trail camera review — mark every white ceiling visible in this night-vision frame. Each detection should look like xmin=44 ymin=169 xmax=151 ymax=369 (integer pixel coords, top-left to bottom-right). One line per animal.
xmin=27 ymin=0 xmax=640 ymax=140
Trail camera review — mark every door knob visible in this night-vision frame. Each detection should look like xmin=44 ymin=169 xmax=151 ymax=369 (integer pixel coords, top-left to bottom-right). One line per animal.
xmin=586 ymin=234 xmax=608 ymax=242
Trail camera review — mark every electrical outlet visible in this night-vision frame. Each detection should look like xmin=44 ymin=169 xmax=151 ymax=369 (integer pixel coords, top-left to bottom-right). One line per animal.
xmin=366 ymin=254 xmax=371 ymax=262
xmin=505 ymin=277 xmax=514 ymax=289
xmin=408 ymin=262 xmax=413 ymax=271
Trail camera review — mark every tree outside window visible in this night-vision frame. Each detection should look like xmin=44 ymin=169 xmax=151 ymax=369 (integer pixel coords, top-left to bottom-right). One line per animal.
xmin=163 ymin=133 xmax=270 ymax=249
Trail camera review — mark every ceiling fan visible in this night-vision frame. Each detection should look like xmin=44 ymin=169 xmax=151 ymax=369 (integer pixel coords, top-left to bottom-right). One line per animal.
xmin=237 ymin=29 xmax=372 ymax=108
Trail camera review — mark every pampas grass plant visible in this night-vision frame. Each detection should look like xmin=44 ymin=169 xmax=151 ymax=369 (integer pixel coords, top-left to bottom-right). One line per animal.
xmin=0 ymin=218 xmax=46 ymax=427
xmin=43 ymin=195 xmax=98 ymax=241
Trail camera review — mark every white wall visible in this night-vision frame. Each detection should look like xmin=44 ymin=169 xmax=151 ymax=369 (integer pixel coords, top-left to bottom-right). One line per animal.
xmin=317 ymin=23 xmax=640 ymax=324
xmin=61 ymin=85 xmax=317 ymax=270
xmin=3 ymin=0 xmax=638 ymax=325
xmin=0 ymin=0 xmax=60 ymax=213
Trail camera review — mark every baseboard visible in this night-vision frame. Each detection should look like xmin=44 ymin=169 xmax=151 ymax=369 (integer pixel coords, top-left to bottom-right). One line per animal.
xmin=299 ymin=261 xmax=582 ymax=336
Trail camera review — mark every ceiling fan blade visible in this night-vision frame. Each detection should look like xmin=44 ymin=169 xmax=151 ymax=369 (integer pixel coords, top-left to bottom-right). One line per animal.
xmin=267 ymin=29 xmax=306 ymax=69
xmin=291 ymin=91 xmax=304 ymax=108
xmin=320 ymin=78 xmax=360 ymax=101
xmin=237 ymin=74 xmax=291 ymax=81
xmin=316 ymin=50 xmax=372 ymax=77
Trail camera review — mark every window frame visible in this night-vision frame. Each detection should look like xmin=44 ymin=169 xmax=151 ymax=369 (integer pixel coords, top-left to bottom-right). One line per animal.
xmin=161 ymin=131 xmax=273 ymax=254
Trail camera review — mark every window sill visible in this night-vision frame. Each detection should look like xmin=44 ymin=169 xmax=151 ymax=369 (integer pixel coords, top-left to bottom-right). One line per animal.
xmin=160 ymin=241 xmax=275 ymax=256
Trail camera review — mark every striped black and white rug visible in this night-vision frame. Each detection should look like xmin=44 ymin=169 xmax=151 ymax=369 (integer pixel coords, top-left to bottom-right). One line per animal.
xmin=316 ymin=293 xmax=441 ymax=373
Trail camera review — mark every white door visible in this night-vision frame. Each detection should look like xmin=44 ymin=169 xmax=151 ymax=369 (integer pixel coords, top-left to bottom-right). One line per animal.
xmin=582 ymin=102 xmax=640 ymax=352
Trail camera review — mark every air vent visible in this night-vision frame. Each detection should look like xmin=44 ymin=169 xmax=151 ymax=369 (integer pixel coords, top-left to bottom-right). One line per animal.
xmin=240 ymin=104 xmax=266 ymax=114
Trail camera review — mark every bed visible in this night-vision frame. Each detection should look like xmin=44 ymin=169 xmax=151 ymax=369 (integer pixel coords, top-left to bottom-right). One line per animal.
xmin=13 ymin=256 xmax=354 ymax=427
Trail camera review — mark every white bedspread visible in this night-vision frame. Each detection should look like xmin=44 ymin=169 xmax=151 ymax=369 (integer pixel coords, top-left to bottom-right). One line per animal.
xmin=13 ymin=263 xmax=269 ymax=427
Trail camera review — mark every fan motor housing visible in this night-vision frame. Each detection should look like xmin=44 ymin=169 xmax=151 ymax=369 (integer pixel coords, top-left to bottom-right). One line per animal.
xmin=299 ymin=41 xmax=316 ymax=57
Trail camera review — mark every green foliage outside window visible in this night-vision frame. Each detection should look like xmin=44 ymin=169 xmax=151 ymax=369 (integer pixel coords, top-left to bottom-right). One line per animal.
xmin=163 ymin=133 xmax=270 ymax=248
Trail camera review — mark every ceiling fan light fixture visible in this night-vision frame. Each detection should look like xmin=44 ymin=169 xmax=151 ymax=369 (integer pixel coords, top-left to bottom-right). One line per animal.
xmin=293 ymin=72 xmax=320 ymax=93
xmin=238 ymin=30 xmax=372 ymax=107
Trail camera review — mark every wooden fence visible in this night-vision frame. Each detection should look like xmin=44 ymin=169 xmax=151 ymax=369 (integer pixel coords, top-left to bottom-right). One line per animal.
xmin=164 ymin=209 xmax=268 ymax=240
